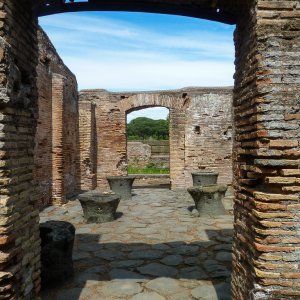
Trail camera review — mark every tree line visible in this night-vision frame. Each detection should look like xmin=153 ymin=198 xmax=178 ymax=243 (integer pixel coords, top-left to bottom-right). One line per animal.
xmin=127 ymin=117 xmax=169 ymax=140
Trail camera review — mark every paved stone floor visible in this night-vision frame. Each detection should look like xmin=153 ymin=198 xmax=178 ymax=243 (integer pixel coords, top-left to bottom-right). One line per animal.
xmin=40 ymin=188 xmax=233 ymax=300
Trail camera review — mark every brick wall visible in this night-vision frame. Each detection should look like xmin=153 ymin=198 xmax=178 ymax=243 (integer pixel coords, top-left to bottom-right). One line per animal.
xmin=35 ymin=27 xmax=79 ymax=207
xmin=184 ymin=91 xmax=233 ymax=186
xmin=79 ymin=88 xmax=233 ymax=190
xmin=78 ymin=101 xmax=97 ymax=191
xmin=0 ymin=1 xmax=40 ymax=299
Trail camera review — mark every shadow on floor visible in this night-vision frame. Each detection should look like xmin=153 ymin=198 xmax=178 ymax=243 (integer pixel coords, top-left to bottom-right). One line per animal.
xmin=41 ymin=229 xmax=233 ymax=300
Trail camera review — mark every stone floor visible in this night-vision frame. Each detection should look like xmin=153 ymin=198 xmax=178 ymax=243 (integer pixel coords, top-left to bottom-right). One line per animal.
xmin=40 ymin=188 xmax=233 ymax=300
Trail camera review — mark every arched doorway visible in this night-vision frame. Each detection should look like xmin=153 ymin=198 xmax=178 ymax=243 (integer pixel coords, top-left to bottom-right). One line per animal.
xmin=126 ymin=107 xmax=171 ymax=189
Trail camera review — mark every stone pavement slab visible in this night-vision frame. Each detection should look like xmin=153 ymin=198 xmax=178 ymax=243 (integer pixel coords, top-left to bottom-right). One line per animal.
xmin=40 ymin=188 xmax=233 ymax=300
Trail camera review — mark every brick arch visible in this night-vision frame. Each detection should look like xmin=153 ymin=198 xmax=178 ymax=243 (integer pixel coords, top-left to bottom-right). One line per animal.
xmin=118 ymin=92 xmax=192 ymax=191
xmin=0 ymin=1 xmax=299 ymax=299
xmin=118 ymin=91 xmax=191 ymax=114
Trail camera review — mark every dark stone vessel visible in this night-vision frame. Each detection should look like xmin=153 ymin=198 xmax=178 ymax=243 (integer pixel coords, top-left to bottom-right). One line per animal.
xmin=188 ymin=184 xmax=227 ymax=217
xmin=78 ymin=191 xmax=120 ymax=223
xmin=107 ymin=176 xmax=135 ymax=200
xmin=191 ymin=171 xmax=219 ymax=186
xmin=40 ymin=221 xmax=75 ymax=288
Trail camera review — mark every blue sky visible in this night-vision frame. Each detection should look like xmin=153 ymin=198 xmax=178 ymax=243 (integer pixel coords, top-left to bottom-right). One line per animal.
xmin=39 ymin=11 xmax=235 ymax=120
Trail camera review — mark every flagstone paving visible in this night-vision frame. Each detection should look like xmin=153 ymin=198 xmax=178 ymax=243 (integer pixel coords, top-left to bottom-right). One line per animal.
xmin=40 ymin=188 xmax=233 ymax=300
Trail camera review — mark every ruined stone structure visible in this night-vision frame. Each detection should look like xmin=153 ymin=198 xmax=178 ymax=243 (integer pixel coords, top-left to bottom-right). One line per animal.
xmin=128 ymin=140 xmax=170 ymax=169
xmin=79 ymin=88 xmax=233 ymax=191
xmin=0 ymin=0 xmax=299 ymax=299
xmin=127 ymin=141 xmax=153 ymax=168
xmin=36 ymin=27 xmax=79 ymax=208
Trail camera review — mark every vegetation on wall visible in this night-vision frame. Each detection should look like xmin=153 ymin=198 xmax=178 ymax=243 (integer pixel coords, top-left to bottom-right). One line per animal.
xmin=127 ymin=117 xmax=169 ymax=140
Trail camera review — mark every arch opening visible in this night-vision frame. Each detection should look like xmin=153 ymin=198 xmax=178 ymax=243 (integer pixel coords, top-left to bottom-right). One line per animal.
xmin=126 ymin=107 xmax=171 ymax=189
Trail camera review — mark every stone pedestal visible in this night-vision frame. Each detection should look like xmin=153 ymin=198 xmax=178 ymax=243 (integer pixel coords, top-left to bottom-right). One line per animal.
xmin=40 ymin=221 xmax=75 ymax=288
xmin=78 ymin=191 xmax=120 ymax=223
xmin=188 ymin=184 xmax=227 ymax=216
xmin=191 ymin=171 xmax=219 ymax=186
xmin=107 ymin=176 xmax=135 ymax=200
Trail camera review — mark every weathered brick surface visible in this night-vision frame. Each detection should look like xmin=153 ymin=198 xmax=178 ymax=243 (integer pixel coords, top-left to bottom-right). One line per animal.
xmin=79 ymin=88 xmax=233 ymax=190
xmin=184 ymin=90 xmax=233 ymax=186
xmin=35 ymin=27 xmax=79 ymax=207
xmin=0 ymin=1 xmax=41 ymax=299
xmin=232 ymin=0 xmax=300 ymax=299
xmin=78 ymin=101 xmax=97 ymax=191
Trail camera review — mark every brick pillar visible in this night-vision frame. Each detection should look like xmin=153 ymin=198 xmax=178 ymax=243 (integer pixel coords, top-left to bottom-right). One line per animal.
xmin=96 ymin=102 xmax=127 ymax=191
xmin=232 ymin=1 xmax=300 ymax=299
xmin=52 ymin=74 xmax=66 ymax=205
xmin=169 ymin=108 xmax=186 ymax=189
xmin=0 ymin=1 xmax=41 ymax=299
xmin=78 ymin=101 xmax=97 ymax=191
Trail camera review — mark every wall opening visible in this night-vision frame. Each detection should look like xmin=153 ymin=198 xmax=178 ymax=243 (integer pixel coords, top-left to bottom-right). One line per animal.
xmin=126 ymin=106 xmax=171 ymax=189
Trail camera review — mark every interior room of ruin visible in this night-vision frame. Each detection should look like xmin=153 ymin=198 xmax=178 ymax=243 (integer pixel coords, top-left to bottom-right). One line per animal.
xmin=0 ymin=1 xmax=299 ymax=299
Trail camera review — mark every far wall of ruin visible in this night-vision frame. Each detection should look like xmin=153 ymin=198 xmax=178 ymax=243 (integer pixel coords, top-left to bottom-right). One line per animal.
xmin=79 ymin=88 xmax=233 ymax=191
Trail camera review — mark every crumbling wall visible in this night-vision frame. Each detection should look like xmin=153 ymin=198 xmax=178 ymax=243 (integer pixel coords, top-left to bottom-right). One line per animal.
xmin=127 ymin=140 xmax=169 ymax=169
xmin=35 ymin=27 xmax=79 ymax=207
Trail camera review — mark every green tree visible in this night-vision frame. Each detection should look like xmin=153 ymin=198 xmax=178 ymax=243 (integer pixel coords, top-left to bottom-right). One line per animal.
xmin=127 ymin=117 xmax=169 ymax=140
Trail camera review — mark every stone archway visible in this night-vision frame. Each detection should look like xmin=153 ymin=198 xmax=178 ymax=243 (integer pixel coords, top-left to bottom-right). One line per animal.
xmin=78 ymin=89 xmax=190 ymax=191
xmin=0 ymin=1 xmax=299 ymax=299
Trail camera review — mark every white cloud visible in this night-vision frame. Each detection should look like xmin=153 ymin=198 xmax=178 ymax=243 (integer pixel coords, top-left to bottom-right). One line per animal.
xmin=39 ymin=12 xmax=235 ymax=91
xmin=65 ymin=57 xmax=234 ymax=90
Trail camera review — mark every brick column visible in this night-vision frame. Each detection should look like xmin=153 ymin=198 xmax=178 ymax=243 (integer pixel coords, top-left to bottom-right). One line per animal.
xmin=169 ymin=108 xmax=186 ymax=189
xmin=0 ymin=1 xmax=40 ymax=299
xmin=232 ymin=1 xmax=300 ymax=298
xmin=78 ymin=101 xmax=97 ymax=191
xmin=96 ymin=100 xmax=127 ymax=191
xmin=52 ymin=74 xmax=66 ymax=205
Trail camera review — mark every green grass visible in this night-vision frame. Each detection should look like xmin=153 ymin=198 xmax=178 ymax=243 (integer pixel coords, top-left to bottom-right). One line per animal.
xmin=128 ymin=165 xmax=169 ymax=174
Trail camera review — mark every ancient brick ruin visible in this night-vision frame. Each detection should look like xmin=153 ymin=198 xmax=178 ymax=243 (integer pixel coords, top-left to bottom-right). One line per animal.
xmin=0 ymin=1 xmax=299 ymax=299
xmin=79 ymin=88 xmax=233 ymax=191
